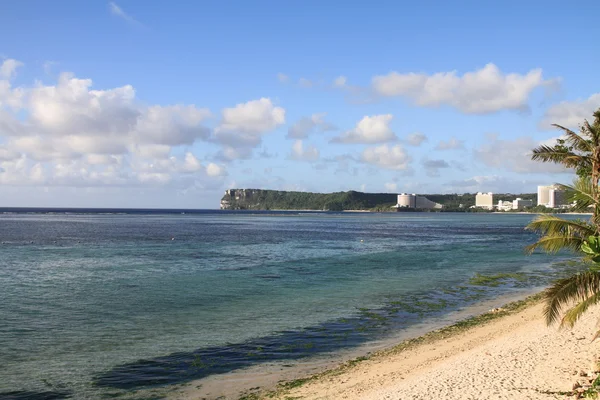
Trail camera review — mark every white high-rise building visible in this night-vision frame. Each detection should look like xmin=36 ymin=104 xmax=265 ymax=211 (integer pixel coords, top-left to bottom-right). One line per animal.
xmin=396 ymin=194 xmax=443 ymax=209
xmin=548 ymin=188 xmax=567 ymax=208
xmin=513 ymin=198 xmax=533 ymax=210
xmin=475 ymin=192 xmax=494 ymax=209
xmin=538 ymin=185 xmax=567 ymax=208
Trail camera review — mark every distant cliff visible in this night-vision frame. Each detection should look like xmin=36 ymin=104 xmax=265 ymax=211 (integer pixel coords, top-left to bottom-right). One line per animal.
xmin=220 ymin=189 xmax=397 ymax=211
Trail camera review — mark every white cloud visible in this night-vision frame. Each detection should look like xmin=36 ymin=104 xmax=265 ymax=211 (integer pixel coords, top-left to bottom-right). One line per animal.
xmin=372 ymin=63 xmax=555 ymax=114
xmin=217 ymin=99 xmax=285 ymax=133
xmin=0 ymin=59 xmax=226 ymax=189
xmin=0 ymin=59 xmax=23 ymax=79
xmin=109 ymin=2 xmax=142 ymax=26
xmin=541 ymin=93 xmax=600 ymax=129
xmin=206 ymin=162 xmax=227 ymax=177
xmin=287 ymin=113 xmax=336 ymax=139
xmin=0 ymin=146 xmax=21 ymax=161
xmin=277 ymin=73 xmax=289 ymax=83
xmin=131 ymin=144 xmax=171 ymax=159
xmin=406 ymin=132 xmax=427 ymax=146
xmin=331 ymin=114 xmax=397 ymax=144
xmin=216 ymin=146 xmax=254 ymax=162
xmin=435 ymin=137 xmax=464 ymax=150
xmin=361 ymin=144 xmax=411 ymax=170
xmin=212 ymin=98 xmax=285 ymax=161
xmin=135 ymin=105 xmax=211 ymax=145
xmin=474 ymin=134 xmax=571 ymax=174
xmin=290 ymin=140 xmax=319 ymax=162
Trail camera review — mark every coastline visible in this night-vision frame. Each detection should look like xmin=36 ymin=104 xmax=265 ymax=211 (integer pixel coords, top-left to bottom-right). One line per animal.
xmin=168 ymin=289 xmax=600 ymax=400
xmin=264 ymin=292 xmax=598 ymax=400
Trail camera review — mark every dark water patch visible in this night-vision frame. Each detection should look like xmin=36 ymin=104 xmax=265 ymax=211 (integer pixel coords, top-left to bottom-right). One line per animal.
xmin=95 ymin=317 xmax=373 ymax=389
xmin=94 ymin=265 xmax=558 ymax=391
xmin=0 ymin=391 xmax=71 ymax=400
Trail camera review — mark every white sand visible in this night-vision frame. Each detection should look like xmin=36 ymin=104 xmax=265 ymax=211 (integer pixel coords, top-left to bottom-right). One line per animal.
xmin=269 ymin=302 xmax=600 ymax=400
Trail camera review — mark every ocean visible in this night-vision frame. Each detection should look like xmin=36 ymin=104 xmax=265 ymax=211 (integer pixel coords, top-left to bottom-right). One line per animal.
xmin=0 ymin=211 xmax=583 ymax=399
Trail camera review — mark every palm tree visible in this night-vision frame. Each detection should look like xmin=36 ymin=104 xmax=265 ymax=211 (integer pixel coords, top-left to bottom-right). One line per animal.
xmin=526 ymin=108 xmax=600 ymax=336
xmin=531 ymin=109 xmax=600 ymax=223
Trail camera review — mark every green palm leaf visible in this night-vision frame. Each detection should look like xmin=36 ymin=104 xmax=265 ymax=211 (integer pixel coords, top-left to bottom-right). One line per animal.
xmin=561 ymin=291 xmax=600 ymax=328
xmin=552 ymin=124 xmax=593 ymax=153
xmin=544 ymin=271 xmax=600 ymax=326
xmin=530 ymin=145 xmax=589 ymax=169
xmin=558 ymin=178 xmax=596 ymax=213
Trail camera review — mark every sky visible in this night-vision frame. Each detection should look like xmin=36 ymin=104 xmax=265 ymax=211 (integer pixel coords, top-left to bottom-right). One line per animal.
xmin=0 ymin=0 xmax=599 ymax=209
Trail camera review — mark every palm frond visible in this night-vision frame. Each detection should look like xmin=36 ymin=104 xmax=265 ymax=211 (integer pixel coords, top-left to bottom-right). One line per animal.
xmin=525 ymin=215 xmax=595 ymax=236
xmin=558 ymin=178 xmax=596 ymax=212
xmin=560 ymin=291 xmax=600 ymax=328
xmin=544 ymin=271 xmax=600 ymax=326
xmin=582 ymin=120 xmax=600 ymax=144
xmin=530 ymin=145 xmax=590 ymax=169
xmin=525 ymin=235 xmax=588 ymax=254
xmin=525 ymin=215 xmax=596 ymax=254
xmin=552 ymin=124 xmax=593 ymax=152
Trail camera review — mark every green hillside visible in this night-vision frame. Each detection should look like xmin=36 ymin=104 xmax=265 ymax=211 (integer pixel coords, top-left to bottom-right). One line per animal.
xmin=220 ymin=189 xmax=539 ymax=211
xmin=220 ymin=189 xmax=397 ymax=211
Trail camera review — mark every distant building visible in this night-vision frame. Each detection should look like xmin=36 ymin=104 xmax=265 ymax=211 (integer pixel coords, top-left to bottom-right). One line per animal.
xmin=548 ymin=188 xmax=567 ymax=208
xmin=475 ymin=192 xmax=494 ymax=209
xmin=538 ymin=185 xmax=567 ymax=208
xmin=396 ymin=193 xmax=443 ymax=209
xmin=497 ymin=200 xmax=513 ymax=211
xmin=513 ymin=198 xmax=533 ymax=210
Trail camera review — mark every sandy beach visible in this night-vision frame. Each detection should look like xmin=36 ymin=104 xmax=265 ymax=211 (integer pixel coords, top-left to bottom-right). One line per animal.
xmin=175 ymin=296 xmax=600 ymax=400
xmin=271 ymin=301 xmax=600 ymax=400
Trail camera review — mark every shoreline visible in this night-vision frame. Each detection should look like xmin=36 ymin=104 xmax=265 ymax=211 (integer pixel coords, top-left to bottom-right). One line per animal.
xmin=170 ymin=289 xmax=586 ymax=400
xmin=258 ymin=292 xmax=599 ymax=400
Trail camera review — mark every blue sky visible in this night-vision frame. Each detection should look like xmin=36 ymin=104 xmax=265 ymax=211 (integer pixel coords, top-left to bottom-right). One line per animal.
xmin=0 ymin=0 xmax=599 ymax=208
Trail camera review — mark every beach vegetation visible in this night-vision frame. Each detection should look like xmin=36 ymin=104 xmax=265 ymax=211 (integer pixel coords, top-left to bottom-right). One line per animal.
xmin=468 ymin=272 xmax=528 ymax=286
xmin=526 ymin=108 xmax=600 ymax=337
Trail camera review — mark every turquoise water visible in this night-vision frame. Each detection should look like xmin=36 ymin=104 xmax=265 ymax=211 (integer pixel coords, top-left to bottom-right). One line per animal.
xmin=0 ymin=212 xmax=583 ymax=399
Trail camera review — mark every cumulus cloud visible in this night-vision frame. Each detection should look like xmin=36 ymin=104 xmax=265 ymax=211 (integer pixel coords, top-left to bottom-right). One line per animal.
xmin=474 ymin=134 xmax=571 ymax=174
xmin=422 ymin=158 xmax=450 ymax=177
xmin=331 ymin=114 xmax=397 ymax=144
xmin=0 ymin=59 xmax=227 ymax=188
xmin=541 ymin=93 xmax=600 ymax=129
xmin=290 ymin=140 xmax=320 ymax=162
xmin=213 ymin=98 xmax=285 ymax=160
xmin=372 ymin=63 xmax=555 ymax=114
xmin=287 ymin=113 xmax=336 ymax=139
xmin=215 ymin=98 xmax=285 ymax=135
xmin=406 ymin=132 xmax=427 ymax=146
xmin=361 ymin=144 xmax=411 ymax=170
xmin=0 ymin=59 xmax=23 ymax=79
xmin=435 ymin=137 xmax=464 ymax=150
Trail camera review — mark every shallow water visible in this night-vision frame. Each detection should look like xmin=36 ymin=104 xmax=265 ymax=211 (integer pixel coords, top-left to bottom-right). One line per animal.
xmin=0 ymin=211 xmax=584 ymax=399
